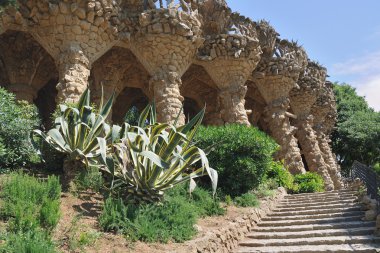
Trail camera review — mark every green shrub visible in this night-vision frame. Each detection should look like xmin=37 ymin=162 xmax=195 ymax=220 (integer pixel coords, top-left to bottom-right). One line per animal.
xmin=195 ymin=124 xmax=278 ymax=196
xmin=0 ymin=88 xmax=41 ymax=169
xmin=73 ymin=166 xmax=104 ymax=193
xmin=373 ymin=163 xmax=380 ymax=175
xmin=99 ymin=195 xmax=197 ymax=243
xmin=1 ymin=172 xmax=61 ymax=233
xmin=234 ymin=193 xmax=259 ymax=207
xmin=292 ymin=172 xmax=324 ymax=194
xmin=98 ymin=197 xmax=138 ymax=239
xmin=254 ymin=180 xmax=277 ymax=198
xmin=135 ymin=195 xmax=197 ymax=243
xmin=0 ymin=230 xmax=56 ymax=253
xmin=266 ymin=161 xmax=294 ymax=190
xmin=166 ymin=185 xmax=225 ymax=217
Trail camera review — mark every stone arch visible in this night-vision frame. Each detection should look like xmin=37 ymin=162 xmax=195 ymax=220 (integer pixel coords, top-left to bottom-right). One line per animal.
xmin=181 ymin=64 xmax=222 ymax=125
xmin=112 ymin=87 xmax=150 ymax=124
xmin=90 ymin=46 xmax=151 ymax=123
xmin=0 ymin=30 xmax=58 ymax=126
xmin=245 ymin=80 xmax=267 ymax=131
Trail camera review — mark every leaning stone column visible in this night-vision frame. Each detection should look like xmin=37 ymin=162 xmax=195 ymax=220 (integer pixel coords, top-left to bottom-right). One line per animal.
xmin=198 ymin=35 xmax=262 ymax=125
xmin=56 ymin=45 xmax=90 ymax=103
xmin=311 ymin=82 xmax=343 ymax=189
xmin=131 ymin=9 xmax=203 ymax=125
xmin=290 ymin=61 xmax=334 ymax=190
xmin=253 ymin=39 xmax=308 ymax=174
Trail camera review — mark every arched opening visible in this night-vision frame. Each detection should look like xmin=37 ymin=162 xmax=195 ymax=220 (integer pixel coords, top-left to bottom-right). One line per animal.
xmin=90 ymin=47 xmax=151 ymax=125
xmin=0 ymin=30 xmax=58 ymax=127
xmin=184 ymin=97 xmax=201 ymax=122
xmin=112 ymin=87 xmax=150 ymax=125
xmin=245 ymin=80 xmax=268 ymax=132
xmin=34 ymin=80 xmax=58 ymax=129
xmin=181 ymin=64 xmax=222 ymax=125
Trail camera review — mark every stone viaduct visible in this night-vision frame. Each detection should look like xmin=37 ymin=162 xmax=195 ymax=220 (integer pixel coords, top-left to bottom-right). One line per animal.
xmin=0 ymin=0 xmax=343 ymax=190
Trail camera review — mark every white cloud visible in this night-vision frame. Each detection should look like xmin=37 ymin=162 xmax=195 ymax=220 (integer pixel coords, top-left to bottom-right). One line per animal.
xmin=331 ymin=52 xmax=380 ymax=111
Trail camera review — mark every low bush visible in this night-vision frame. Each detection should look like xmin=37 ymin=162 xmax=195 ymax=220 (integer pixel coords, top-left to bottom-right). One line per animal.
xmin=99 ymin=195 xmax=197 ymax=243
xmin=291 ymin=172 xmax=324 ymax=194
xmin=0 ymin=88 xmax=40 ymax=170
xmin=195 ymin=124 xmax=278 ymax=197
xmin=0 ymin=230 xmax=56 ymax=253
xmin=266 ymin=161 xmax=294 ymax=190
xmin=73 ymin=166 xmax=104 ymax=193
xmin=234 ymin=193 xmax=259 ymax=207
xmin=373 ymin=163 xmax=380 ymax=175
xmin=1 ymin=172 xmax=61 ymax=232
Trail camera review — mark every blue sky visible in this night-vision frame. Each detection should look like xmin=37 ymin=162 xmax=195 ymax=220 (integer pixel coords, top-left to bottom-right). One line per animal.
xmin=226 ymin=0 xmax=380 ymax=111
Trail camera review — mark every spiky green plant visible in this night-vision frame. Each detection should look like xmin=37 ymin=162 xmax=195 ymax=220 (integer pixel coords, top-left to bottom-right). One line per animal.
xmin=102 ymin=104 xmax=218 ymax=203
xmin=33 ymin=88 xmax=119 ymax=179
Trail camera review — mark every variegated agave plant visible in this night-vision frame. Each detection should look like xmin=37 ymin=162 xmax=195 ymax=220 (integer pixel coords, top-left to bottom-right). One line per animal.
xmin=33 ymin=88 xmax=120 ymax=180
xmin=102 ymin=104 xmax=218 ymax=203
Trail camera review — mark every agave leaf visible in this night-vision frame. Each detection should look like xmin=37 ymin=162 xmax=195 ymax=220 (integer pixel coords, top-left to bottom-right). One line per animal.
xmin=77 ymin=88 xmax=90 ymax=109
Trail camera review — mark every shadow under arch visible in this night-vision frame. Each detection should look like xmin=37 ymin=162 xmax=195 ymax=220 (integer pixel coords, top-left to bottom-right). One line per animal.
xmin=89 ymin=46 xmax=151 ymax=123
xmin=181 ymin=64 xmax=222 ymax=125
xmin=245 ymin=80 xmax=268 ymax=132
xmin=112 ymin=87 xmax=150 ymax=125
xmin=0 ymin=30 xmax=58 ymax=127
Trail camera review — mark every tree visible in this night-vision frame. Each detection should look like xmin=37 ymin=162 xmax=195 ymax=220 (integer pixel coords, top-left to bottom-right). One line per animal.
xmin=332 ymin=83 xmax=380 ymax=170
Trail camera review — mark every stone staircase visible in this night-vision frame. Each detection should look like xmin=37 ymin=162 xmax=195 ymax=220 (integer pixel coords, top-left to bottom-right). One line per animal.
xmin=236 ymin=190 xmax=380 ymax=253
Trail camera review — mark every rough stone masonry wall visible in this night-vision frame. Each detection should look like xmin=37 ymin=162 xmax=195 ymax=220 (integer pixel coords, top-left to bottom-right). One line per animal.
xmin=252 ymin=40 xmax=308 ymax=175
xmin=0 ymin=0 xmax=341 ymax=190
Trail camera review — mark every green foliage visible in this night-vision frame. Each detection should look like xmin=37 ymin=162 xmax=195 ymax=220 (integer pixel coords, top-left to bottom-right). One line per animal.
xmin=124 ymin=106 xmax=140 ymax=125
xmin=73 ymin=166 xmax=104 ymax=192
xmin=254 ymin=180 xmax=277 ymax=198
xmin=103 ymin=104 xmax=218 ymax=204
xmin=33 ymin=88 xmax=117 ymax=171
xmin=291 ymin=172 xmax=324 ymax=194
xmin=266 ymin=161 xmax=295 ymax=190
xmin=1 ymin=172 xmax=61 ymax=233
xmin=0 ymin=230 xmax=56 ymax=253
xmin=99 ymin=195 xmax=197 ymax=243
xmin=373 ymin=163 xmax=380 ymax=175
xmin=195 ymin=124 xmax=278 ymax=196
xmin=234 ymin=193 xmax=259 ymax=207
xmin=332 ymin=83 xmax=380 ymax=169
xmin=0 ymin=88 xmax=41 ymax=169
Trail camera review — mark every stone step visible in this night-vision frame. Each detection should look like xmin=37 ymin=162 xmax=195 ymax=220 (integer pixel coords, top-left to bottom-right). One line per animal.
xmin=239 ymin=235 xmax=380 ymax=247
xmin=236 ymin=243 xmax=380 ymax=253
xmin=258 ymin=215 xmax=364 ymax=227
xmin=247 ymin=227 xmax=375 ymax=239
xmin=283 ymin=190 xmax=357 ymax=198
xmin=262 ymin=211 xmax=365 ymax=221
xmin=277 ymin=199 xmax=357 ymax=209
xmin=275 ymin=202 xmax=361 ymax=212
xmin=251 ymin=221 xmax=376 ymax=233
xmin=284 ymin=192 xmax=356 ymax=200
xmin=270 ymin=206 xmax=363 ymax=216
xmin=281 ymin=195 xmax=357 ymax=204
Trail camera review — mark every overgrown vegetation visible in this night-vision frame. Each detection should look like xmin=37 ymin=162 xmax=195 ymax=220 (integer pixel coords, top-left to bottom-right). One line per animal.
xmin=195 ymin=124 xmax=278 ymax=197
xmin=291 ymin=172 xmax=325 ymax=194
xmin=234 ymin=193 xmax=259 ymax=207
xmin=99 ymin=184 xmax=224 ymax=243
xmin=0 ymin=88 xmax=40 ymax=170
xmin=266 ymin=161 xmax=295 ymax=191
xmin=0 ymin=172 xmax=61 ymax=252
xmin=35 ymin=88 xmax=218 ymax=204
xmin=332 ymin=83 xmax=380 ymax=171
